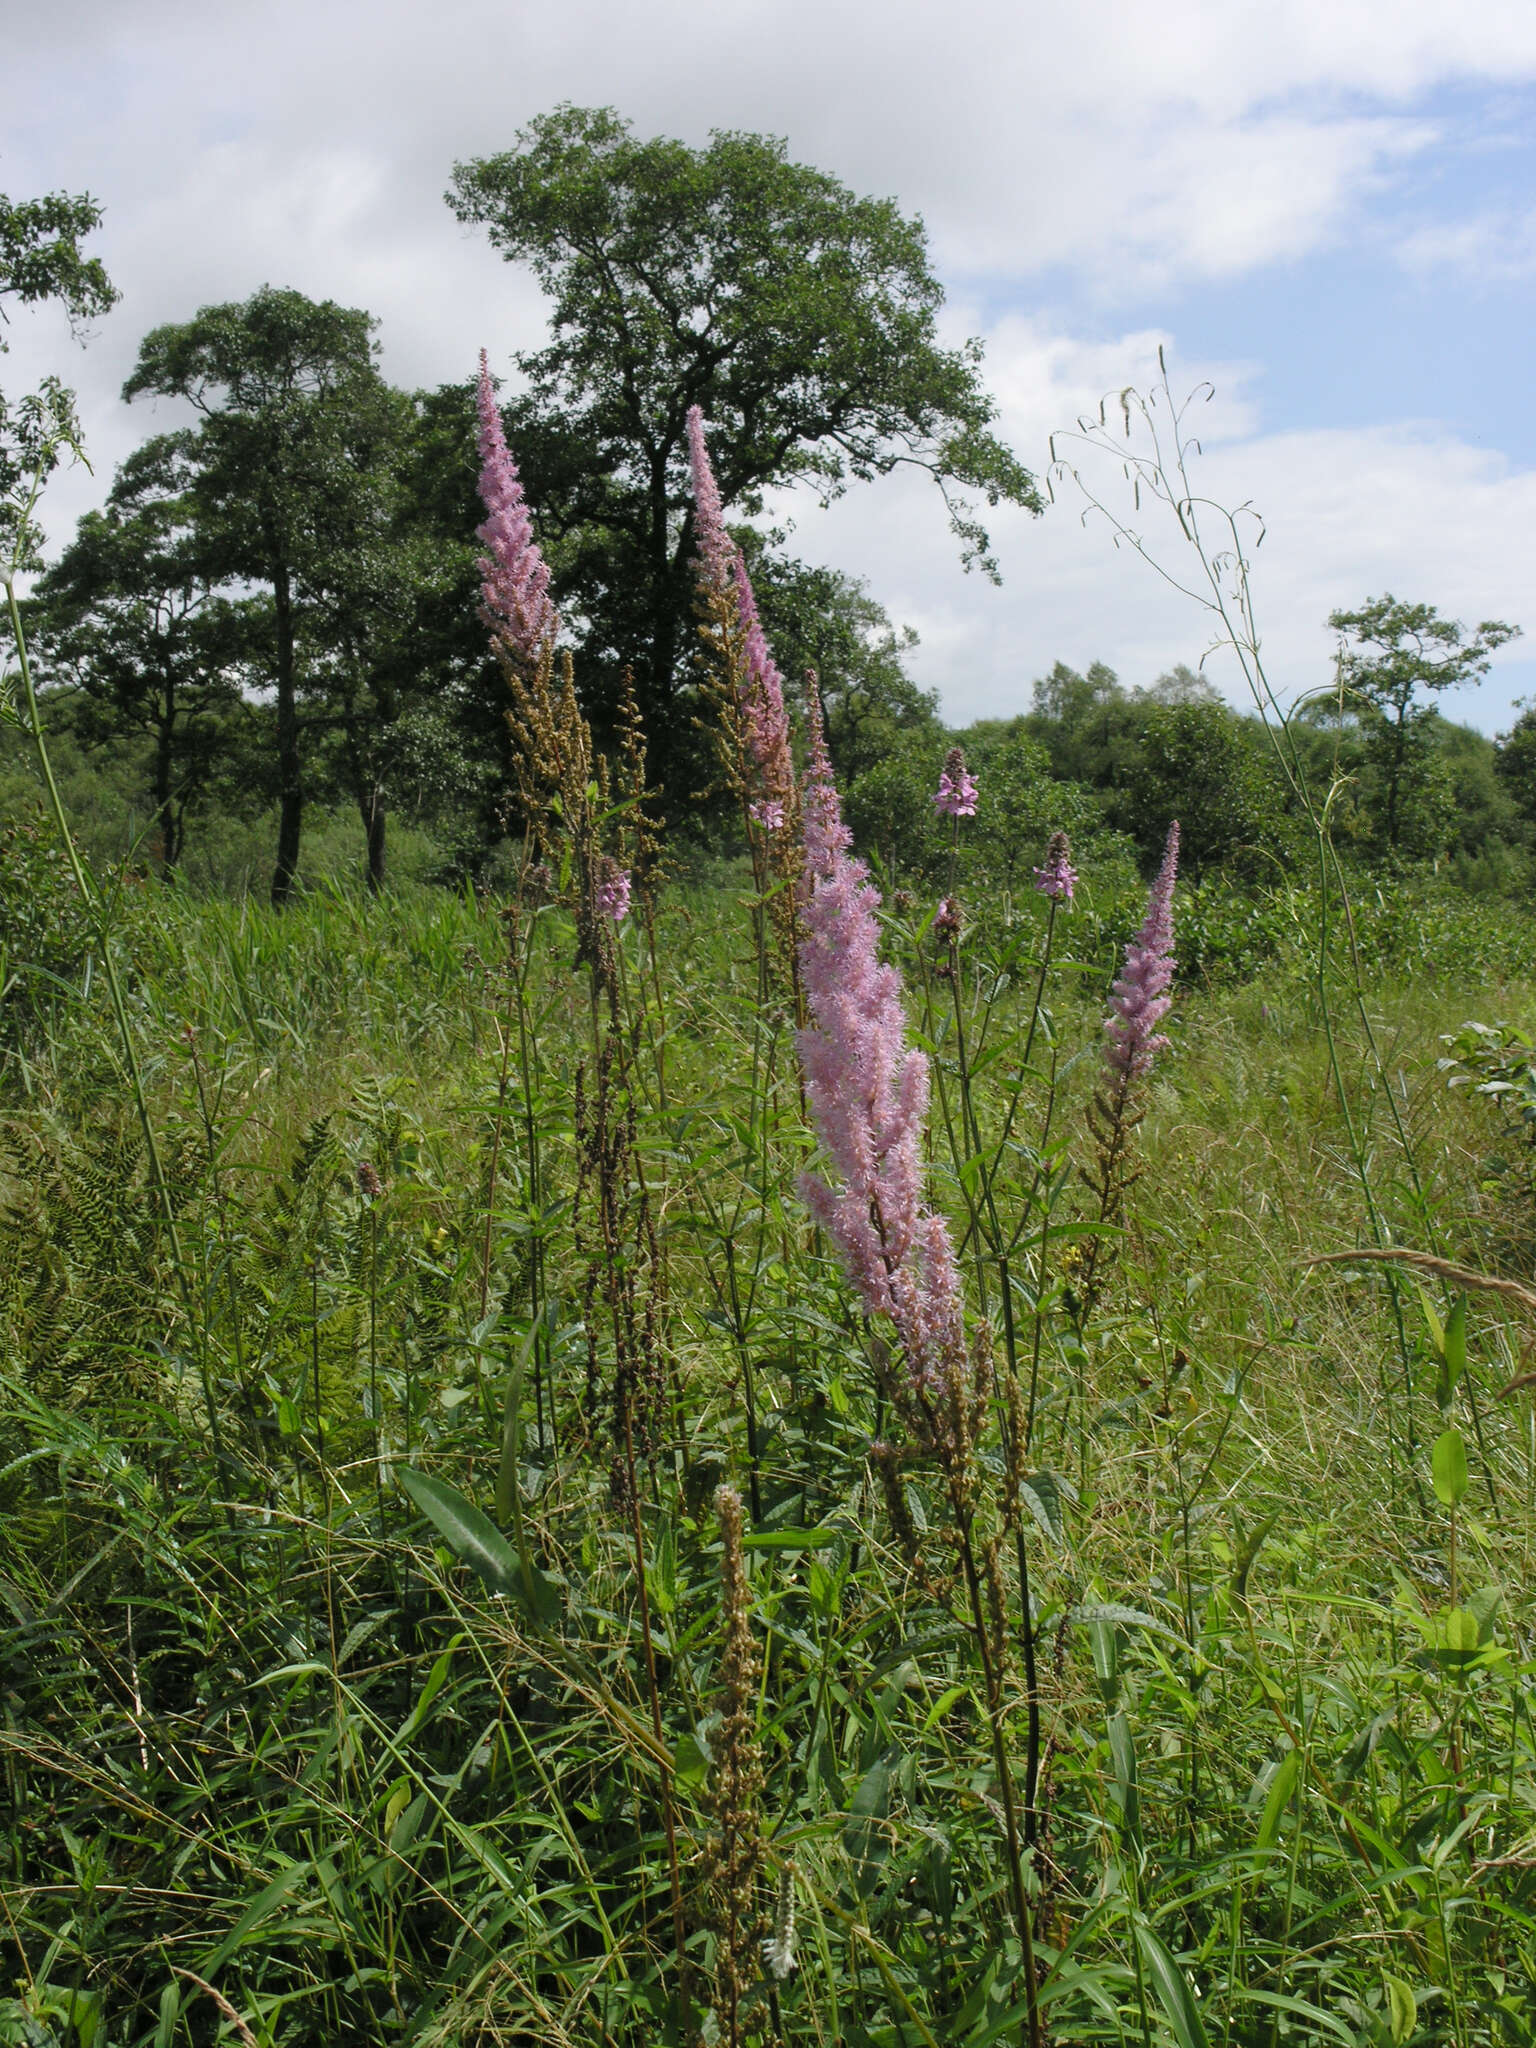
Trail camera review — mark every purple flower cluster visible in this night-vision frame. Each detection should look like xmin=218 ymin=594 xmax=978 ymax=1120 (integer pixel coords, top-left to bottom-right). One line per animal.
xmin=1034 ymin=830 xmax=1078 ymax=905
xmin=1104 ymin=822 xmax=1179 ymax=1081
xmin=796 ymin=713 xmax=966 ymax=1394
xmin=475 ymin=353 xmax=557 ymax=666
xmin=933 ymin=747 xmax=978 ymax=819
xmin=687 ymin=408 xmax=795 ymax=830
xmin=596 ymin=861 xmax=632 ymax=922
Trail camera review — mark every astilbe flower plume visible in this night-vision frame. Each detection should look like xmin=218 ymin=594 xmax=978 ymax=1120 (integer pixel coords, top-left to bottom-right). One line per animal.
xmin=796 ymin=711 xmax=969 ymax=1408
xmin=687 ymin=407 xmax=795 ymax=832
xmin=475 ymin=351 xmax=557 ymax=668
xmin=1104 ymin=821 xmax=1179 ymax=1079
xmin=1076 ymin=820 xmax=1180 ymax=1321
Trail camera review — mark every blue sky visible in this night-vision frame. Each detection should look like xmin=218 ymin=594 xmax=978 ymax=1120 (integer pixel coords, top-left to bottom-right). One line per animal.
xmin=7 ymin=0 xmax=1536 ymax=731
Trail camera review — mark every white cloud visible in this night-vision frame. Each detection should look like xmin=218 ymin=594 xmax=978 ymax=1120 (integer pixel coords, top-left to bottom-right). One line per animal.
xmin=1399 ymin=207 xmax=1536 ymax=281
xmin=764 ymin=319 xmax=1535 ymax=732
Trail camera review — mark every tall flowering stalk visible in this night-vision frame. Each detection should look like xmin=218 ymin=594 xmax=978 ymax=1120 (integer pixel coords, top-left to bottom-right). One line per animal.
xmin=700 ymin=1485 xmax=767 ymax=2046
xmin=1076 ymin=821 xmax=1180 ymax=1320
xmin=473 ymin=354 xmax=658 ymax=988
xmin=795 ymin=718 xmax=1044 ymax=2045
xmin=473 ymin=356 xmax=686 ymax=2006
xmin=798 ymin=709 xmax=971 ymax=1425
xmin=475 ymin=352 xmax=557 ymax=670
xmin=686 ymin=408 xmax=802 ymax=989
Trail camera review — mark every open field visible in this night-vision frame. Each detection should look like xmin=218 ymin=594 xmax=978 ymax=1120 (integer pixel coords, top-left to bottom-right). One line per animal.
xmin=4 ymin=858 xmax=1536 ymax=2047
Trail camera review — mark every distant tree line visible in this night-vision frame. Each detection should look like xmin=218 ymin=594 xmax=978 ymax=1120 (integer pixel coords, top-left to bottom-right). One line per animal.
xmin=3 ymin=129 xmax=1527 ymax=903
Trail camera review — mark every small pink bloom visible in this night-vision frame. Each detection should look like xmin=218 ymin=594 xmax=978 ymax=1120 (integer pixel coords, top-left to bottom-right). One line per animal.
xmin=933 ymin=746 xmax=978 ymax=818
xmin=749 ymin=799 xmax=786 ymax=831
xmin=1034 ymin=830 xmax=1078 ymax=904
xmin=596 ymin=864 xmax=631 ymax=922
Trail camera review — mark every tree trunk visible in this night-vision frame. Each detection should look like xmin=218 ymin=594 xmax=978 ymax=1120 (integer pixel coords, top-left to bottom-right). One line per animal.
xmin=360 ymin=783 xmax=387 ymax=894
xmin=270 ymin=558 xmax=302 ymax=906
xmin=154 ymin=692 xmax=179 ymax=880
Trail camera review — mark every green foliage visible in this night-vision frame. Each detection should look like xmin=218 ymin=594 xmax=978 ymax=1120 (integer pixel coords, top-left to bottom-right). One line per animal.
xmin=1111 ymin=698 xmax=1296 ymax=876
xmin=34 ymin=434 xmax=256 ymax=872
xmin=0 ymin=806 xmax=94 ymax=1054
xmin=449 ymin=105 xmax=1037 ymax=793
xmin=744 ymin=550 xmax=940 ymax=785
xmin=1329 ymin=594 xmax=1522 ymax=859
xmin=2 ymin=872 xmax=1536 ymax=2044
xmin=122 ymin=287 xmax=424 ymax=902
xmin=0 ymin=190 xmax=117 ymax=338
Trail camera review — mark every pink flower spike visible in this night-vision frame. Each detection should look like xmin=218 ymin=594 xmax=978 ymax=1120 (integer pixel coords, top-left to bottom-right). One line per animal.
xmin=796 ymin=723 xmax=969 ymax=1402
xmin=475 ymin=351 xmax=557 ymax=666
xmin=933 ymin=746 xmax=978 ymax=818
xmin=1034 ymin=830 xmax=1078 ymax=904
xmin=687 ymin=405 xmax=735 ymax=597
xmin=1103 ymin=822 xmax=1179 ymax=1081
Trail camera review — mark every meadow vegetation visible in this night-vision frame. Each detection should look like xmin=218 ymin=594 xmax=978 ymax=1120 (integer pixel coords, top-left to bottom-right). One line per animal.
xmin=4 ymin=142 xmax=1536 ymax=2048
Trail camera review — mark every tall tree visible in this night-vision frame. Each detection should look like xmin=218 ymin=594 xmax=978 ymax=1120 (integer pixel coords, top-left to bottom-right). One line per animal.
xmin=449 ymin=106 xmax=1038 ymax=795
xmin=0 ymin=189 xmax=118 ymax=573
xmin=123 ymin=288 xmax=403 ymax=903
xmin=1329 ymin=594 xmax=1520 ymax=856
xmin=35 ymin=434 xmax=254 ymax=874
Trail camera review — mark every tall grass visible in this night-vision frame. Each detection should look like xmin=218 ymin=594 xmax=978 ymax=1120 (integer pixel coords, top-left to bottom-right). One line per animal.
xmin=6 ymin=378 xmax=1536 ymax=2048
xmin=3 ymin=857 xmax=1536 ymax=2046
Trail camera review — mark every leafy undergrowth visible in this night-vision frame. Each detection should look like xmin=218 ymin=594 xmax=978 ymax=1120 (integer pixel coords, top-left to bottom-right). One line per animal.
xmin=4 ymin=877 xmax=1536 ymax=2047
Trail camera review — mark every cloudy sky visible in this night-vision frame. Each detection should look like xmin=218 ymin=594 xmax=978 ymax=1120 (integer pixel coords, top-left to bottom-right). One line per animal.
xmin=8 ymin=0 xmax=1536 ymax=730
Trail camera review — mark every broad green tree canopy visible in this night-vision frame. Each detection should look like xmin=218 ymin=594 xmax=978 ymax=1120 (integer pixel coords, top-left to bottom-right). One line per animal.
xmin=449 ymin=106 xmax=1039 ymax=789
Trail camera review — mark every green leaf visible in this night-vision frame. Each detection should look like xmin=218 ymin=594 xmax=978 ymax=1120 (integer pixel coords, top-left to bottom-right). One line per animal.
xmin=399 ymin=1466 xmax=558 ymax=1625
xmin=1442 ymin=1606 xmax=1480 ymax=1654
xmin=1254 ymin=1747 xmax=1301 ymax=1851
xmin=1109 ymin=1711 xmax=1139 ymax=1845
xmin=741 ymin=1525 xmax=841 ymax=1550
xmin=155 ymin=1981 xmax=181 ymax=2048
xmin=1071 ymin=1601 xmax=1182 ymax=1642
xmin=1384 ymin=1973 xmax=1417 ymax=2044
xmin=843 ymin=1752 xmax=894 ymax=1898
xmin=1468 ymin=1582 xmax=1502 ymax=1645
xmin=1432 ymin=1426 xmax=1469 ymax=1507
xmin=673 ymin=1729 xmax=711 ymax=1788
xmin=1019 ymin=1469 xmax=1070 ymax=1547
xmin=1133 ymin=1921 xmax=1210 ymax=2048
xmin=1444 ymin=1293 xmax=1467 ymax=1386
xmin=1088 ymin=1616 xmax=1120 ymax=1709
xmin=396 ymin=1639 xmax=460 ymax=1743
xmin=494 ymin=1324 xmax=538 ymax=1527
xmin=202 ymin=1861 xmax=310 ymax=1973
